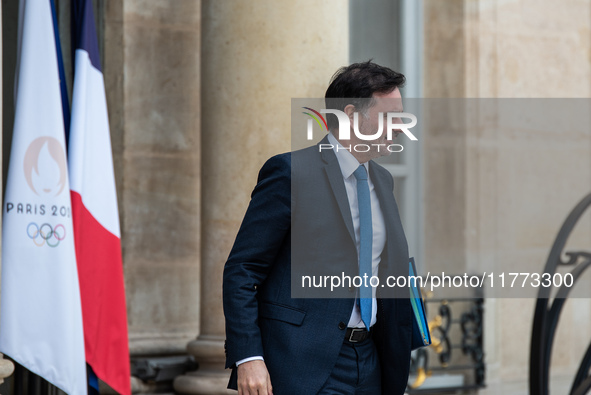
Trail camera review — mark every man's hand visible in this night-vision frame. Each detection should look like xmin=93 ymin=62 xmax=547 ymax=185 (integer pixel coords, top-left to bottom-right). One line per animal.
xmin=237 ymin=360 xmax=273 ymax=395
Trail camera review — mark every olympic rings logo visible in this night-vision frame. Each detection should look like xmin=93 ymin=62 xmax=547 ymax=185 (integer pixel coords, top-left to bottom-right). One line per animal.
xmin=27 ymin=222 xmax=66 ymax=247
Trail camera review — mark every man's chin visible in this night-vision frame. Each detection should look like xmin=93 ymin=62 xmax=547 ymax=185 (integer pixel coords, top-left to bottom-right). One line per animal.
xmin=364 ymin=148 xmax=392 ymax=161
xmin=378 ymin=149 xmax=393 ymax=157
xmin=380 ymin=141 xmax=395 ymax=156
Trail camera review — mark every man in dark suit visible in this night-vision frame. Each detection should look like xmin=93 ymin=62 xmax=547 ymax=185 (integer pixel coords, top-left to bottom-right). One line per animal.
xmin=223 ymin=61 xmax=422 ymax=395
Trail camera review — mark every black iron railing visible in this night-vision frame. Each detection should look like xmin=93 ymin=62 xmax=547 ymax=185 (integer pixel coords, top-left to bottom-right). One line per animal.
xmin=530 ymin=192 xmax=591 ymax=395
xmin=0 ymin=355 xmax=196 ymax=394
xmin=0 ymin=360 xmax=67 ymax=395
xmin=407 ymin=295 xmax=485 ymax=393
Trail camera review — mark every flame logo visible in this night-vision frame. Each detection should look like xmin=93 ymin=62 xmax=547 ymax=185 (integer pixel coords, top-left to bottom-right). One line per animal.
xmin=23 ymin=137 xmax=67 ymax=196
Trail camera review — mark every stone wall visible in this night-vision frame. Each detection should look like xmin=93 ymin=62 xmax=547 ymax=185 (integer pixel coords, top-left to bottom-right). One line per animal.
xmin=424 ymin=0 xmax=591 ymax=393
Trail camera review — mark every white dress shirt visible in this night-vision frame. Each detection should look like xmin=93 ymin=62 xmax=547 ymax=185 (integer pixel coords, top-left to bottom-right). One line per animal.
xmin=327 ymin=132 xmax=386 ymax=328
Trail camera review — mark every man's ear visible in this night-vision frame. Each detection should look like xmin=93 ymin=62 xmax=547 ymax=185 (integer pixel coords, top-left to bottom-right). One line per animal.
xmin=344 ymin=104 xmax=356 ymax=128
xmin=344 ymin=104 xmax=356 ymax=119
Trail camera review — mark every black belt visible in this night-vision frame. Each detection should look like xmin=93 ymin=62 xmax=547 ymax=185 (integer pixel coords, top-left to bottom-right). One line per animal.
xmin=345 ymin=327 xmax=371 ymax=343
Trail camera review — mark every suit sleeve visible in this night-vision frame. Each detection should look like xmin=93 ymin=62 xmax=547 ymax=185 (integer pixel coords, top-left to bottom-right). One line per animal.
xmin=222 ymin=154 xmax=291 ymax=368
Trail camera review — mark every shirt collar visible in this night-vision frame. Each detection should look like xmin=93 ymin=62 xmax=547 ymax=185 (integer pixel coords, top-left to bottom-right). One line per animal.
xmin=327 ymin=132 xmax=370 ymax=179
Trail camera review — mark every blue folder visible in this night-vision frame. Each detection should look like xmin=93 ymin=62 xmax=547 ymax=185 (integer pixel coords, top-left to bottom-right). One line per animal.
xmin=409 ymin=257 xmax=431 ymax=348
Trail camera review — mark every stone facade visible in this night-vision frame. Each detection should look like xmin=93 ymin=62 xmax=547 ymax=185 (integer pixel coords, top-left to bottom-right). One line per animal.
xmin=424 ymin=0 xmax=591 ymax=393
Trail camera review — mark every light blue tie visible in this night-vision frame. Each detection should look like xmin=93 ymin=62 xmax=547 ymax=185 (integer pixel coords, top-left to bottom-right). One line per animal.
xmin=353 ymin=165 xmax=372 ymax=331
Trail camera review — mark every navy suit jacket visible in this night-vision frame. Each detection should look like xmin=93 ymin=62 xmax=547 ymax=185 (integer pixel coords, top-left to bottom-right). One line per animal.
xmin=223 ymin=136 xmax=420 ymax=394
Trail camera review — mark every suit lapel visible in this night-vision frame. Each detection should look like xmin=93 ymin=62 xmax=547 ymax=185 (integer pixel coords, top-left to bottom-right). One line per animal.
xmin=319 ymin=136 xmax=356 ymax=245
xmin=369 ymin=161 xmax=398 ymax=272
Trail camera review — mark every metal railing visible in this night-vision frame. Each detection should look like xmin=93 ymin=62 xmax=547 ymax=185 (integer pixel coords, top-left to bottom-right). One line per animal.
xmin=0 ymin=360 xmax=67 ymax=395
xmin=530 ymin=193 xmax=591 ymax=395
xmin=407 ymin=292 xmax=485 ymax=393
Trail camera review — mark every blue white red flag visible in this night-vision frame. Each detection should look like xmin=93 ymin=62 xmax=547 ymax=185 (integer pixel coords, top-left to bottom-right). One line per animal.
xmin=70 ymin=0 xmax=130 ymax=394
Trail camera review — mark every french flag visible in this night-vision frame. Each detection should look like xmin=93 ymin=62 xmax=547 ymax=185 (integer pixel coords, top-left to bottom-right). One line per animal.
xmin=69 ymin=1 xmax=130 ymax=394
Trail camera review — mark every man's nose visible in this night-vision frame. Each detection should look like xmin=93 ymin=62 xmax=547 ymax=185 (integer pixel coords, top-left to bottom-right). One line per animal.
xmin=389 ymin=118 xmax=403 ymax=139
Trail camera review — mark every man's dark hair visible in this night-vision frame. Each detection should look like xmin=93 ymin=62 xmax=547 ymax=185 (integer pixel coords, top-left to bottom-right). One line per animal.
xmin=324 ymin=61 xmax=405 ymax=131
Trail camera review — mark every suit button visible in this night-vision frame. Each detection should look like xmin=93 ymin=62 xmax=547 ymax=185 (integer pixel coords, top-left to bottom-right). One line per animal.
xmin=338 ymin=322 xmax=346 ymax=330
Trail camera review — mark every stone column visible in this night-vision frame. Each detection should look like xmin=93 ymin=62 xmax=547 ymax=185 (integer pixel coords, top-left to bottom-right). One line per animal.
xmin=174 ymin=1 xmax=348 ymax=393
xmin=103 ymin=0 xmax=202 ymax=357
